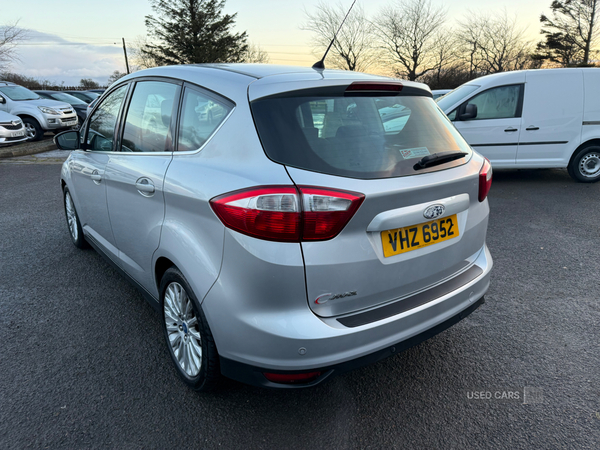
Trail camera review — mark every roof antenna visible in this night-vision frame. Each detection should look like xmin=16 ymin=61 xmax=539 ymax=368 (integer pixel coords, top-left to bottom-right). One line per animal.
xmin=312 ymin=0 xmax=358 ymax=70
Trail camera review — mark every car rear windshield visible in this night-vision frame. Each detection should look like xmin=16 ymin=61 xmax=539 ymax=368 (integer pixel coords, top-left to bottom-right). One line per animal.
xmin=251 ymin=89 xmax=472 ymax=179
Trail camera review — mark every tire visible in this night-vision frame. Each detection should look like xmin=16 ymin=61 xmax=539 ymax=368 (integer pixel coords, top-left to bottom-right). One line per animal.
xmin=568 ymin=145 xmax=600 ymax=183
xmin=63 ymin=187 xmax=88 ymax=249
xmin=160 ymin=267 xmax=220 ymax=391
xmin=23 ymin=117 xmax=43 ymax=141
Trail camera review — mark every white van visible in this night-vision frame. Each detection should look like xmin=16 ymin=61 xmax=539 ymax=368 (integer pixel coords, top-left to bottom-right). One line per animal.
xmin=437 ymin=68 xmax=600 ymax=182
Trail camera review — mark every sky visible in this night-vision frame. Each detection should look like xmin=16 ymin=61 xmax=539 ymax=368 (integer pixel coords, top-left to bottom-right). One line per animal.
xmin=1 ymin=0 xmax=554 ymax=86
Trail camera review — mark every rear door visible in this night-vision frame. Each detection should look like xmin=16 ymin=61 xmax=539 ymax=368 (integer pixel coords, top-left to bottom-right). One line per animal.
xmin=516 ymin=70 xmax=583 ymax=167
xmin=451 ymin=83 xmax=524 ymax=167
xmin=104 ymin=79 xmax=180 ymax=295
xmin=251 ymin=89 xmax=489 ymax=318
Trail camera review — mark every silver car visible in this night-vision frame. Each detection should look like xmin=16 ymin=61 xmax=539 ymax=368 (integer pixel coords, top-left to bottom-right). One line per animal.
xmin=55 ymin=64 xmax=493 ymax=390
xmin=0 ymin=111 xmax=27 ymax=146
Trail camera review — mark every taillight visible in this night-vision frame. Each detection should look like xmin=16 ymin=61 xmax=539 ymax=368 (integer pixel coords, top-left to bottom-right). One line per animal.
xmin=210 ymin=186 xmax=364 ymax=242
xmin=479 ymin=158 xmax=493 ymax=202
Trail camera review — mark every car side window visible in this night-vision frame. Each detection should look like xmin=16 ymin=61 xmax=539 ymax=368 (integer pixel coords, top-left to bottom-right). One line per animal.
xmin=462 ymin=84 xmax=522 ymax=120
xmin=120 ymin=81 xmax=179 ymax=153
xmin=177 ymin=88 xmax=232 ymax=152
xmin=86 ymin=85 xmax=128 ymax=151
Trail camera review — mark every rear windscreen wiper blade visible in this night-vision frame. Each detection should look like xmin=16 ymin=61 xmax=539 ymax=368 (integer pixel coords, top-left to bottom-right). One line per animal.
xmin=414 ymin=151 xmax=468 ymax=170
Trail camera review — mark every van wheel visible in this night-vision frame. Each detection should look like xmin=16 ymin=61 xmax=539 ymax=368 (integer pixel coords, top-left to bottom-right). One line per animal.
xmin=568 ymin=145 xmax=600 ymax=182
xmin=23 ymin=118 xmax=43 ymax=141
xmin=160 ymin=267 xmax=220 ymax=391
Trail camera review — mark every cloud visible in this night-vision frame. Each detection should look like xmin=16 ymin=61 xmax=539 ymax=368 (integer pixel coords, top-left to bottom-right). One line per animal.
xmin=9 ymin=30 xmax=126 ymax=86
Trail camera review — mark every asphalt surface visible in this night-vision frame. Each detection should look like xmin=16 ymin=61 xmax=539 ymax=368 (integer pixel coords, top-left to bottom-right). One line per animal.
xmin=0 ymin=159 xmax=599 ymax=449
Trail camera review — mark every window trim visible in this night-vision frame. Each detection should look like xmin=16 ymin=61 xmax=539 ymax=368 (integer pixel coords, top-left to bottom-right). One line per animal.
xmin=451 ymin=83 xmax=525 ymax=122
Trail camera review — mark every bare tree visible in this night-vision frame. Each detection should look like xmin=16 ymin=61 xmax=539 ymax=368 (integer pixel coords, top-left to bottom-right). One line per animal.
xmin=426 ymin=30 xmax=461 ymax=86
xmin=129 ymin=36 xmax=159 ymax=70
xmin=375 ymin=0 xmax=447 ymax=81
xmin=457 ymin=11 xmax=534 ymax=75
xmin=302 ymin=1 xmax=378 ymax=71
xmin=0 ymin=21 xmax=27 ymax=69
xmin=243 ymin=43 xmax=270 ymax=63
xmin=537 ymin=0 xmax=599 ymax=66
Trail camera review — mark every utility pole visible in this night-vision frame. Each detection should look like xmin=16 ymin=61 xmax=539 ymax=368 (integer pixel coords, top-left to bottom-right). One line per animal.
xmin=122 ymin=38 xmax=130 ymax=74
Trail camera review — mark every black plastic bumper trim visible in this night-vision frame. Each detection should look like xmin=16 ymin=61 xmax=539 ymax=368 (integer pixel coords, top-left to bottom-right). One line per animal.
xmin=337 ymin=265 xmax=483 ymax=328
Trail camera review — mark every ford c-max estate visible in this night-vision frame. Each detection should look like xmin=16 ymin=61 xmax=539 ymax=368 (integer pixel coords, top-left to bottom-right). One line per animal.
xmin=55 ymin=64 xmax=493 ymax=390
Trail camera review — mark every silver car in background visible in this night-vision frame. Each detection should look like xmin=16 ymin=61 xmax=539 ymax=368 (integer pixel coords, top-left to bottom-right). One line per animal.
xmin=0 ymin=111 xmax=27 ymax=146
xmin=56 ymin=64 xmax=493 ymax=390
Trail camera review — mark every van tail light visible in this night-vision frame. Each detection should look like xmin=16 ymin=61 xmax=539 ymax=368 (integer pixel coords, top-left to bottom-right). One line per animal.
xmin=210 ymin=186 xmax=364 ymax=242
xmin=479 ymin=158 xmax=493 ymax=202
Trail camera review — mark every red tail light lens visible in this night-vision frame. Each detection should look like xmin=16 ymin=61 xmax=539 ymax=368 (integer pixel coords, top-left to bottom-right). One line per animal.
xmin=479 ymin=158 xmax=493 ymax=202
xmin=210 ymin=186 xmax=364 ymax=242
xmin=299 ymin=186 xmax=365 ymax=240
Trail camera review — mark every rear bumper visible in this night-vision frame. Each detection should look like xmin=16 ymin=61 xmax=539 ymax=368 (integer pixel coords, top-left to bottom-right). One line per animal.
xmin=221 ymin=296 xmax=485 ymax=388
xmin=203 ymin=232 xmax=492 ymax=387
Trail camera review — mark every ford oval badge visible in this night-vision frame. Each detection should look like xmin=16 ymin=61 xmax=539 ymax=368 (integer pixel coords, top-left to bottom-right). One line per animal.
xmin=424 ymin=204 xmax=445 ymax=220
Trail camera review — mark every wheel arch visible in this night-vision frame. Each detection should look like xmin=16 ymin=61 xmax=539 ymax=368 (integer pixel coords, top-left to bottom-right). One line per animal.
xmin=569 ymin=139 xmax=600 ymax=167
xmin=155 ymin=256 xmax=175 ymax=293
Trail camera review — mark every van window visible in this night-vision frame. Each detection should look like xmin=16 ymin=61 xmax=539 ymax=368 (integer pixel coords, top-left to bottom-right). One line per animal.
xmin=461 ymin=84 xmax=523 ymax=120
xmin=251 ymin=90 xmax=472 ymax=179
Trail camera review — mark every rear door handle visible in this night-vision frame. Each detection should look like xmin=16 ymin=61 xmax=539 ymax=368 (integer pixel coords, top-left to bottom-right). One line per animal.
xmin=526 ymin=126 xmax=540 ymax=131
xmin=135 ymin=178 xmax=155 ymax=195
xmin=504 ymin=127 xmax=518 ymax=132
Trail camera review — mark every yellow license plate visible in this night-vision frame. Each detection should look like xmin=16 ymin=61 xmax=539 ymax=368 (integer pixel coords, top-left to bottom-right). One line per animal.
xmin=381 ymin=214 xmax=459 ymax=257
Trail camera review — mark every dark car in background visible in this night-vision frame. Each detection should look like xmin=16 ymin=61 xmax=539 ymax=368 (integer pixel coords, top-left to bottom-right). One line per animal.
xmin=35 ymin=91 xmax=88 ymax=124
xmin=62 ymin=90 xmax=99 ymax=104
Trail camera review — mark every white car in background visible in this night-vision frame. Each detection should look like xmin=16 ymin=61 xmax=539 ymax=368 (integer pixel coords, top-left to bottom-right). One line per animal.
xmin=0 ymin=111 xmax=27 ymax=146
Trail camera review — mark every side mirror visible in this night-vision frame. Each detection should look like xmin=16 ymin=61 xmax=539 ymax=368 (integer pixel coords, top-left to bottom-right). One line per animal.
xmin=0 ymin=96 xmax=5 ymax=104
xmin=458 ymin=103 xmax=477 ymax=121
xmin=54 ymin=130 xmax=80 ymax=150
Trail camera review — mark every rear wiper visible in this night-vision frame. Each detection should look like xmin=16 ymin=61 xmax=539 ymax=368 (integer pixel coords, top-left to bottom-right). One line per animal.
xmin=414 ymin=151 xmax=468 ymax=170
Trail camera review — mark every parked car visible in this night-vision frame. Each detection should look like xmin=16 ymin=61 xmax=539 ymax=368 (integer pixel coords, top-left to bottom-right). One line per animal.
xmin=34 ymin=90 xmax=88 ymax=124
xmin=0 ymin=81 xmax=78 ymax=141
xmin=86 ymin=88 xmax=105 ymax=95
xmin=62 ymin=90 xmax=100 ymax=104
xmin=86 ymin=96 xmax=99 ymax=118
xmin=0 ymin=110 xmax=28 ymax=146
xmin=437 ymin=68 xmax=600 ymax=182
xmin=55 ymin=64 xmax=493 ymax=390
xmin=432 ymin=89 xmax=451 ymax=100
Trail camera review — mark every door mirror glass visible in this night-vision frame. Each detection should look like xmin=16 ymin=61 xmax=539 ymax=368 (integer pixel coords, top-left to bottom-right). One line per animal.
xmin=0 ymin=96 xmax=5 ymax=104
xmin=54 ymin=130 xmax=80 ymax=150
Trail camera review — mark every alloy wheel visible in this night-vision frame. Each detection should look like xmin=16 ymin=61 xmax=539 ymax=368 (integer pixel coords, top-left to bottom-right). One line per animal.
xmin=64 ymin=191 xmax=78 ymax=241
xmin=163 ymin=282 xmax=202 ymax=377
